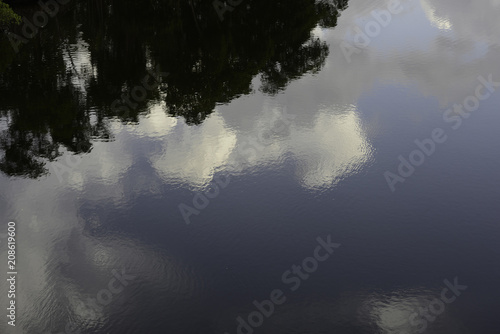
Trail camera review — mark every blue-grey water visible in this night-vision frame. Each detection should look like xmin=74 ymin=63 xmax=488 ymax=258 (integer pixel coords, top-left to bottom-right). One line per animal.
xmin=0 ymin=0 xmax=499 ymax=333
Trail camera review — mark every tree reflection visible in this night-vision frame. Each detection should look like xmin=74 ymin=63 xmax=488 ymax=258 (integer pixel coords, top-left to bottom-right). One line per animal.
xmin=0 ymin=0 xmax=349 ymax=178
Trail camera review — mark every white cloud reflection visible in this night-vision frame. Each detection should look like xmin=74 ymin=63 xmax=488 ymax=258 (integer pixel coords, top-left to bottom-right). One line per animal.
xmin=145 ymin=103 xmax=372 ymax=190
xmin=420 ymin=0 xmax=452 ymax=31
xmin=150 ymin=112 xmax=238 ymax=188
xmin=290 ymin=106 xmax=372 ymax=189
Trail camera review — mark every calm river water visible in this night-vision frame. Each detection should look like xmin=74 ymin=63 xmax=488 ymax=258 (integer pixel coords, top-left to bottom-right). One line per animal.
xmin=0 ymin=0 xmax=499 ymax=333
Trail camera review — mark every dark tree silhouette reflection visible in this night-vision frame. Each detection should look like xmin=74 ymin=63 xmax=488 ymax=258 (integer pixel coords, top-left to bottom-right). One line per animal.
xmin=0 ymin=0 xmax=349 ymax=178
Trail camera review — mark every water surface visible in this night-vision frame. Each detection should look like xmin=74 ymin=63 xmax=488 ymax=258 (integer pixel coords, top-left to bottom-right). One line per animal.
xmin=0 ymin=0 xmax=499 ymax=333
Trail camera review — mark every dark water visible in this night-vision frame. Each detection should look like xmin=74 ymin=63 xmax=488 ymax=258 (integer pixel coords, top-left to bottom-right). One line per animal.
xmin=1 ymin=0 xmax=499 ymax=333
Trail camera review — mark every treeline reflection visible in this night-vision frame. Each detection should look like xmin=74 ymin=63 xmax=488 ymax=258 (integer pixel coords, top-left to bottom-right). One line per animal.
xmin=0 ymin=0 xmax=348 ymax=178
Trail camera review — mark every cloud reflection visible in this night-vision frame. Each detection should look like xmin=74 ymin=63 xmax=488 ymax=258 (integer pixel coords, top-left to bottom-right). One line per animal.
xmin=151 ymin=112 xmax=237 ymax=189
xmin=147 ymin=103 xmax=373 ymax=190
